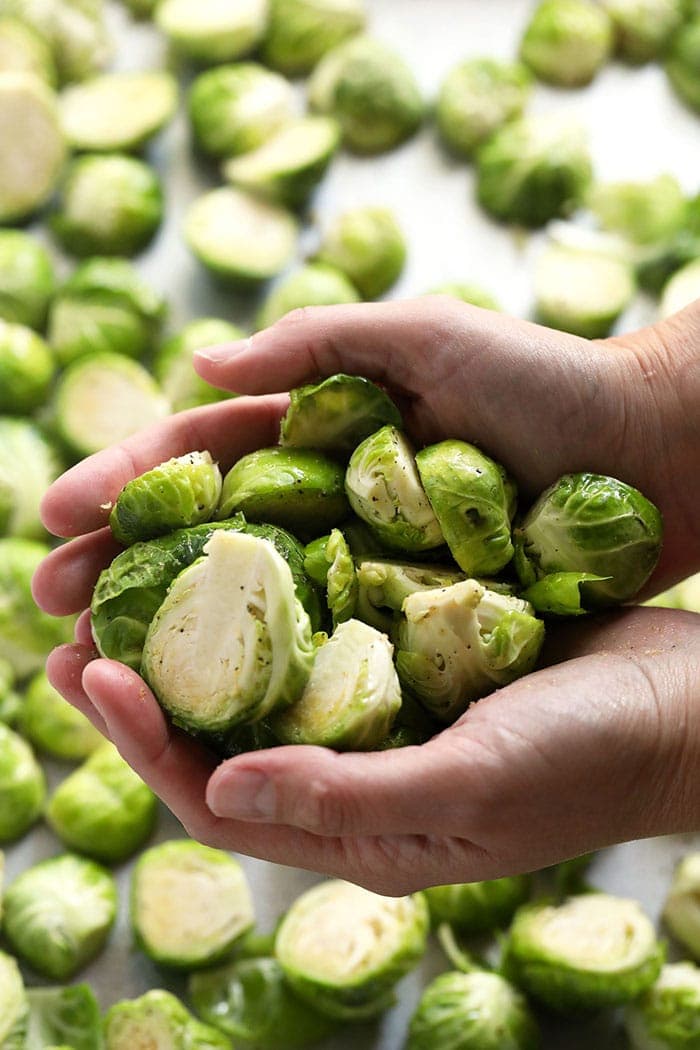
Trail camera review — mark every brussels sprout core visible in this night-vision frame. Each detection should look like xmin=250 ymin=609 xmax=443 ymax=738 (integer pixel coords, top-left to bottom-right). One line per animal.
xmin=0 ymin=72 xmax=66 ymax=223
xmin=60 ymin=72 xmax=178 ymax=152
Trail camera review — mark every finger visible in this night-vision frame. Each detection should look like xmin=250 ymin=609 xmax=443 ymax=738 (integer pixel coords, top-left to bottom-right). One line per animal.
xmin=41 ymin=394 xmax=288 ymax=538
xmin=74 ymin=609 xmax=93 ymax=647
xmin=32 ymin=529 xmax=121 ymax=615
xmin=543 ymin=604 xmax=700 ymax=665
xmin=45 ymin=644 xmax=110 ymax=739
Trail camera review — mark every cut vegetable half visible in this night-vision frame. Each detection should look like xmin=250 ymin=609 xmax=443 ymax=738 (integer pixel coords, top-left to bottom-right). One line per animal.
xmin=60 ymin=71 xmax=178 ymax=152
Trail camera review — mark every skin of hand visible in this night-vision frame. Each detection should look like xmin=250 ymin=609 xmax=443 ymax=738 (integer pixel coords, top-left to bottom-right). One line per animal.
xmin=33 ymin=296 xmax=700 ymax=895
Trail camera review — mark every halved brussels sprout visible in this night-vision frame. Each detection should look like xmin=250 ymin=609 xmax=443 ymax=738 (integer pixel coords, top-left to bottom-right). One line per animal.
xmin=0 ymin=723 xmax=45 ymax=841
xmin=504 ymin=894 xmax=664 ymax=1010
xmin=314 ymin=206 xmax=406 ymax=299
xmin=271 ymin=618 xmax=401 ymax=749
xmin=424 ymin=876 xmax=531 ymax=934
xmin=645 ymin=571 xmax=700 ymax=612
xmin=625 ymin=962 xmax=700 ymax=1049
xmin=427 ymin=282 xmax=501 ymax=311
xmin=131 ymin=840 xmax=254 ymax=969
xmin=660 ymin=257 xmax=700 ymax=318
xmin=0 ymin=321 xmax=54 ymax=414
xmin=534 ymin=242 xmax=636 ymax=338
xmin=3 ymin=854 xmax=117 ymax=980
xmin=407 ymin=971 xmax=540 ymax=1050
xmin=0 ymin=0 xmax=112 ymax=84
xmin=662 ymin=853 xmax=700 ymax=959
xmin=0 ymin=229 xmax=55 ymax=329
xmin=185 ymin=187 xmax=298 ymax=285
xmin=601 ymin=0 xmax=685 ymax=62
xmin=513 ymin=473 xmax=664 ymax=607
xmin=345 ymin=426 xmax=444 ymax=553
xmin=396 ymin=580 xmax=544 ymax=723
xmin=154 ymin=317 xmax=241 ymax=411
xmin=142 ymin=531 xmax=315 ymax=734
xmin=308 ymin=36 xmax=423 ymax=154
xmin=25 ymin=984 xmax=101 ymax=1050
xmin=60 ymin=71 xmax=177 ymax=153
xmin=218 ymin=447 xmax=348 ymax=535
xmin=355 ymin=559 xmax=465 ymax=634
xmin=436 ymin=58 xmax=532 ymax=158
xmin=0 ymin=949 xmax=27 ymax=1049
xmin=262 ymin=0 xmax=366 ymax=75
xmin=280 ymin=374 xmax=402 ymax=457
xmin=666 ymin=18 xmax=700 ymax=113
xmin=188 ymin=63 xmax=296 ymax=159
xmin=51 ymin=154 xmax=164 ymax=257
xmin=589 ymin=174 xmax=687 ymax=246
xmin=53 ymin=352 xmax=170 ymax=459
xmin=104 ymin=990 xmax=230 ymax=1050
xmin=256 ymin=263 xmax=359 ymax=330
xmin=637 ymin=192 xmax=700 ymax=295
xmin=476 ymin=114 xmax=593 ymax=228
xmin=519 ymin=0 xmax=613 ymax=86
xmin=20 ymin=671 xmax=102 ymax=760
xmin=109 ymin=451 xmax=223 ymax=546
xmin=416 ymin=439 xmax=516 ymax=576
xmin=0 ymin=72 xmax=66 ymax=223
xmin=0 ymin=16 xmax=56 ymax=83
xmin=155 ymin=0 xmax=268 ymax=63
xmin=0 ymin=657 xmax=21 ymax=726
xmin=275 ymin=880 xmax=429 ymax=1019
xmin=303 ymin=528 xmax=357 ymax=625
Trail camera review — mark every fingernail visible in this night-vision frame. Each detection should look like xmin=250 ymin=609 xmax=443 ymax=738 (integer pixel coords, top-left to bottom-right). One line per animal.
xmin=195 ymin=338 xmax=251 ymax=363
xmin=212 ymin=771 xmax=277 ymax=821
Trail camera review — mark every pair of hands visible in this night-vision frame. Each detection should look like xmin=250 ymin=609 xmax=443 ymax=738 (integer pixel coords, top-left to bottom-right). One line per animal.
xmin=33 ymin=297 xmax=700 ymax=895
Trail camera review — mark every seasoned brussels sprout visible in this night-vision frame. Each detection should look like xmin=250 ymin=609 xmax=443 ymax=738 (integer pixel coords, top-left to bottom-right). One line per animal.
xmin=308 ymin=36 xmax=423 ymax=154
xmin=356 ymin=559 xmax=465 ymax=634
xmin=513 ymin=473 xmax=664 ymax=606
xmin=520 ymin=0 xmax=613 ymax=86
xmin=3 ymin=854 xmax=117 ymax=979
xmin=436 ymin=58 xmax=532 ymax=158
xmin=276 ymin=880 xmax=429 ymax=1019
xmin=131 ymin=840 xmax=254 ymax=969
xmin=314 ymin=206 xmax=406 ymax=299
xmin=281 ymin=373 xmax=402 ymax=456
xmin=0 ymin=72 xmax=66 ymax=223
xmin=104 ymin=990 xmax=231 ymax=1050
xmin=476 ymin=114 xmax=593 ymax=228
xmin=534 ymin=243 xmax=636 ymax=337
xmin=407 ymin=971 xmax=540 ymax=1050
xmin=51 ymin=154 xmax=164 ymax=257
xmin=625 ymin=962 xmax=700 ymax=1049
xmin=303 ymin=528 xmax=357 ymax=625
xmin=660 ymin=257 xmax=700 ymax=317
xmin=109 ymin=451 xmax=223 ymax=546
xmin=0 ymin=16 xmax=56 ymax=82
xmin=47 ymin=256 xmax=167 ymax=366
xmin=155 ymin=0 xmax=268 ymax=63
xmin=666 ymin=18 xmax=700 ymax=112
xmin=0 ymin=0 xmax=112 ymax=83
xmin=428 ymin=282 xmax=501 ymax=311
xmin=424 ymin=876 xmax=531 ymax=934
xmin=0 ymin=949 xmax=27 ymax=1048
xmin=218 ymin=447 xmax=348 ymax=534
xmin=142 ymin=531 xmax=315 ymax=734
xmin=53 ymin=352 xmax=169 ymax=459
xmin=154 ymin=317 xmax=241 ymax=411
xmin=0 ymin=229 xmax=55 ymax=329
xmin=396 ymin=580 xmax=544 ymax=723
xmin=521 ymin=571 xmax=612 ymax=616
xmin=185 ymin=187 xmax=298 ymax=285
xmin=20 ymin=671 xmax=102 ymax=760
xmin=0 ymin=320 xmax=54 ymax=414
xmin=345 ymin=426 xmax=444 ymax=553
xmin=663 ymin=853 xmax=700 ymax=958
xmin=188 ymin=63 xmax=295 ymax=159
xmin=271 ymin=618 xmax=401 ymax=749
xmin=645 ymin=571 xmax=700 ymax=611
xmin=60 ymin=71 xmax=177 ymax=153
xmin=602 ymin=0 xmax=685 ymax=61
xmin=505 ymin=894 xmax=664 ymax=1010
xmin=25 ymin=984 xmax=101 ymax=1050
xmin=589 ymin=174 xmax=687 ymax=246
xmin=0 ymin=724 xmax=45 ymax=841
xmin=262 ymin=0 xmax=365 ymax=75
xmin=257 ymin=263 xmax=359 ymax=330
xmin=224 ymin=116 xmax=339 ymax=209
xmin=0 ymin=657 xmax=21 ymax=725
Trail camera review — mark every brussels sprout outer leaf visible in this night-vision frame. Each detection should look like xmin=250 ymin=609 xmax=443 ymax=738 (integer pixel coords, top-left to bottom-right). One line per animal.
xmin=435 ymin=924 xmax=483 ymax=974
xmin=25 ymin=984 xmax=101 ymax=1050
xmin=521 ymin=571 xmax=611 ymax=616
xmin=104 ymin=989 xmax=231 ymax=1050
xmin=280 ymin=374 xmax=402 ymax=456
xmin=0 ymin=723 xmax=45 ymax=842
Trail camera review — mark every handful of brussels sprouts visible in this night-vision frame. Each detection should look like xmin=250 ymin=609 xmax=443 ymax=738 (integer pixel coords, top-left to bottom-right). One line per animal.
xmin=92 ymin=373 xmax=663 ymax=756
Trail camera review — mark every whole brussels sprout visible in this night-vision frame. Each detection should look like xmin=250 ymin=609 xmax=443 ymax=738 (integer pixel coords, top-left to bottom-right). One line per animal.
xmin=0 ymin=0 xmax=112 ymax=83
xmin=51 ymin=154 xmax=164 ymax=257
xmin=645 ymin=570 xmax=700 ymax=611
xmin=60 ymin=71 xmax=178 ymax=152
xmin=20 ymin=670 xmax=102 ymax=760
xmin=355 ymin=559 xmax=465 ymax=634
xmin=308 ymin=36 xmax=423 ymax=154
xmin=0 ymin=724 xmax=45 ymax=841
xmin=424 ymin=876 xmax=531 ymax=934
xmin=637 ymin=192 xmax=700 ymax=295
xmin=660 ymin=257 xmax=700 ymax=317
xmin=428 ymin=282 xmax=501 ymax=311
xmin=257 ymin=263 xmax=359 ymax=330
xmin=624 ymin=961 xmax=700 ymax=1049
xmin=666 ymin=17 xmax=700 ymax=112
xmin=105 ymin=990 xmax=230 ymax=1050
xmin=589 ymin=174 xmax=687 ymax=245
xmin=280 ymin=373 xmax=402 ymax=456
xmin=303 ymin=528 xmax=357 ymax=625
xmin=314 ymin=206 xmax=406 ymax=300
xmin=534 ymin=243 xmax=636 ymax=338
xmin=520 ymin=0 xmax=613 ymax=86
xmin=0 ymin=656 xmax=21 ymax=725
xmin=0 ymin=229 xmax=55 ymax=329
xmin=188 ymin=63 xmax=296 ymax=158
xmin=262 ymin=0 xmax=366 ymax=75
xmin=155 ymin=0 xmax=268 ymax=64
xmin=436 ymin=58 xmax=532 ymax=158
xmin=602 ymin=0 xmax=685 ymax=62
xmin=0 ymin=418 xmax=63 ymax=539
xmin=25 ymin=984 xmax=101 ymax=1050
xmin=0 ymin=949 xmax=27 ymax=1048
xmin=663 ymin=853 xmax=700 ymax=958
xmin=476 ymin=114 xmax=593 ymax=228
xmin=154 ymin=317 xmax=241 ymax=411
xmin=0 ymin=72 xmax=67 ymax=223
xmin=0 ymin=320 xmax=54 ymax=414
xmin=0 ymin=16 xmax=56 ymax=83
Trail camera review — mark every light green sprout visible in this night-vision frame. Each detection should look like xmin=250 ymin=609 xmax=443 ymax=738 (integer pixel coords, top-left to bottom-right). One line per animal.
xmin=0 ymin=16 xmax=56 ymax=83
xmin=660 ymin=257 xmax=700 ymax=318
xmin=428 ymin=282 xmax=501 ymax=311
xmin=0 ymin=0 xmax=112 ymax=83
xmin=0 ymin=72 xmax=66 ymax=223
xmin=104 ymin=990 xmax=231 ymax=1050
xmin=666 ymin=17 xmax=700 ymax=112
xmin=20 ymin=670 xmax=102 ymax=760
xmin=424 ymin=876 xmax=531 ymax=934
xmin=0 ymin=657 xmax=21 ymax=726
xmin=0 ymin=949 xmax=27 ymax=1049
xmin=60 ymin=71 xmax=178 ymax=152
xmin=436 ymin=58 xmax=532 ymax=158
xmin=663 ymin=853 xmax=700 ymax=959
xmin=602 ymin=0 xmax=685 ymax=62
xmin=154 ymin=317 xmax=241 ymax=411
xmin=625 ymin=961 xmax=700 ymax=1050
xmin=589 ymin=174 xmax=687 ymax=246
xmin=0 ymin=320 xmax=54 ymax=414
xmin=281 ymin=373 xmax=401 ymax=456
xmin=303 ymin=528 xmax=357 ymax=625
xmin=0 ymin=723 xmax=45 ymax=842
xmin=355 ymin=559 xmax=465 ymax=634
xmin=645 ymin=571 xmax=700 ymax=611
xmin=0 ymin=229 xmax=55 ymax=329
xmin=25 ymin=984 xmax=101 ymax=1050
xmin=314 ymin=206 xmax=406 ymax=299
xmin=637 ymin=192 xmax=700 ymax=295
xmin=257 ymin=263 xmax=359 ymax=330
xmin=155 ymin=0 xmax=268 ymax=64
xmin=520 ymin=0 xmax=613 ymax=86
xmin=262 ymin=0 xmax=366 ymax=75
xmin=534 ymin=242 xmax=636 ymax=338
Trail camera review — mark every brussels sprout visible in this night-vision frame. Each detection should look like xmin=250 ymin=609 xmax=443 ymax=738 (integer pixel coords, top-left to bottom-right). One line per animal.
xmin=142 ymin=531 xmax=315 ymax=734
xmin=308 ymin=36 xmax=423 ymax=154
xmin=131 ymin=840 xmax=254 ymax=969
xmin=53 ymin=352 xmax=170 ymax=459
xmin=0 ymin=320 xmax=54 ymax=413
xmin=0 ymin=72 xmax=66 ymax=223
xmin=121 ymin=0 xmax=156 ymax=17
xmin=256 ymin=264 xmax=359 ymax=331
xmin=601 ymin=0 xmax=685 ymax=61
xmin=262 ymin=0 xmax=365 ymax=75
xmin=51 ymin=154 xmax=164 ymax=257
xmin=637 ymin=193 xmax=700 ymax=295
xmin=0 ymin=657 xmax=21 ymax=726
xmin=625 ymin=961 xmax=700 ymax=1049
xmin=0 ymin=16 xmax=56 ymax=82
xmin=20 ymin=670 xmax=102 ymax=760
xmin=60 ymin=71 xmax=177 ymax=152
xmin=3 ymin=854 xmax=117 ymax=979
xmin=436 ymin=58 xmax=532 ymax=158
xmin=155 ymin=0 xmax=268 ymax=64
xmin=534 ymin=243 xmax=636 ymax=338
xmin=663 ymin=853 xmax=700 ymax=958
xmin=428 ymin=282 xmax=501 ymax=311
xmin=105 ymin=990 xmax=231 ymax=1050
xmin=521 ymin=571 xmax=611 ymax=616
xmin=218 ymin=447 xmax=348 ymax=535
xmin=424 ymin=876 xmax=531 ymax=934
xmin=520 ymin=0 xmax=613 ymax=86
xmin=275 ymin=880 xmax=429 ymax=1020
xmin=154 ymin=318 xmax=242 ymax=411
xmin=476 ymin=114 xmax=593 ymax=228
xmin=504 ymin=894 xmax=664 ymax=1011
xmin=25 ymin=984 xmax=101 ymax=1050
xmin=355 ymin=559 xmax=465 ymax=634
xmin=660 ymin=257 xmax=700 ymax=317
xmin=314 ymin=206 xmax=406 ymax=300
xmin=407 ymin=970 xmax=540 ymax=1050
xmin=271 ymin=618 xmax=401 ymax=749
xmin=0 ymin=538 xmax=74 ymax=677
xmin=48 ymin=256 xmax=167 ymax=367
xmin=0 ymin=723 xmax=45 ymax=841
xmin=589 ymin=174 xmax=687 ymax=246
xmin=552 ymin=852 xmax=595 ymax=897
xmin=645 ymin=571 xmax=700 ymax=611
xmin=109 ymin=451 xmax=223 ymax=546
xmin=513 ymin=473 xmax=664 ymax=607
xmin=280 ymin=374 xmax=401 ymax=457
xmin=0 ymin=229 xmax=55 ymax=330
xmin=189 ymin=956 xmax=336 ymax=1048
xmin=189 ymin=63 xmax=295 ymax=159
xmin=0 ymin=0 xmax=112 ymax=83
xmin=0 ymin=949 xmax=27 ymax=1049
xmin=666 ymin=17 xmax=700 ymax=112
xmin=303 ymin=528 xmax=357 ymax=625
xmin=223 ymin=116 xmax=340 ymax=209
xmin=185 ymin=187 xmax=298 ymax=285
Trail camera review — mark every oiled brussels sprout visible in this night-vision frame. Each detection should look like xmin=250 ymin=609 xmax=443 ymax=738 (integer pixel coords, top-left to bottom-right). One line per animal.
xmin=603 ymin=0 xmax=685 ymax=62
xmin=355 ymin=559 xmax=465 ymax=634
xmin=534 ymin=243 xmax=636 ymax=338
xmin=0 ymin=419 xmax=63 ymax=540
xmin=25 ymin=984 xmax=101 ymax=1050
xmin=0 ymin=72 xmax=66 ymax=224
xmin=315 ymin=206 xmax=406 ymax=299
xmin=51 ymin=154 xmax=163 ymax=257
xmin=281 ymin=374 xmax=402 ymax=457
xmin=645 ymin=571 xmax=700 ymax=612
xmin=0 ymin=724 xmax=45 ymax=842
xmin=21 ymin=671 xmax=102 ymax=760
xmin=345 ymin=426 xmax=444 ymax=553
xmin=0 ymin=949 xmax=27 ymax=1048
xmin=154 ymin=317 xmax=241 ymax=411
xmin=625 ymin=962 xmax=700 ymax=1050
xmin=407 ymin=971 xmax=540 ymax=1050
xmin=60 ymin=71 xmax=177 ymax=153
xmin=3 ymin=854 xmax=117 ymax=980
xmin=476 ymin=114 xmax=592 ymax=228
xmin=514 ymin=473 xmax=663 ymax=607
xmin=104 ymin=990 xmax=230 ymax=1050
xmin=0 ymin=0 xmax=112 ymax=83
xmin=256 ymin=264 xmax=359 ymax=330
xmin=155 ymin=0 xmax=268 ymax=64
xmin=396 ymin=580 xmax=544 ymax=723
xmin=519 ymin=0 xmax=613 ymax=86
xmin=276 ymin=880 xmax=429 ymax=1019
xmin=504 ymin=894 xmax=664 ymax=1011
xmin=436 ymin=58 xmax=532 ymax=158
xmin=0 ymin=320 xmax=54 ymax=414
xmin=262 ymin=0 xmax=366 ymax=75
xmin=303 ymin=529 xmax=357 ymax=625
xmin=428 ymin=282 xmax=501 ymax=311
xmin=666 ymin=18 xmax=700 ymax=113
xmin=308 ymin=36 xmax=423 ymax=154
xmin=0 ymin=16 xmax=56 ymax=83
xmin=141 ymin=531 xmax=315 ymax=734
xmin=424 ymin=876 xmax=531 ymax=934
xmin=660 ymin=257 xmax=700 ymax=318
xmin=589 ymin=174 xmax=687 ymax=246
xmin=0 ymin=230 xmax=55 ymax=329
xmin=131 ymin=840 xmax=254 ymax=969
xmin=662 ymin=853 xmax=700 ymax=959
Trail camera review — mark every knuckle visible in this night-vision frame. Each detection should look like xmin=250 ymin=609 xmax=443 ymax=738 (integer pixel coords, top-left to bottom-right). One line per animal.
xmin=276 ymin=305 xmax=320 ymax=330
xmin=292 ymin=777 xmax=354 ymax=837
